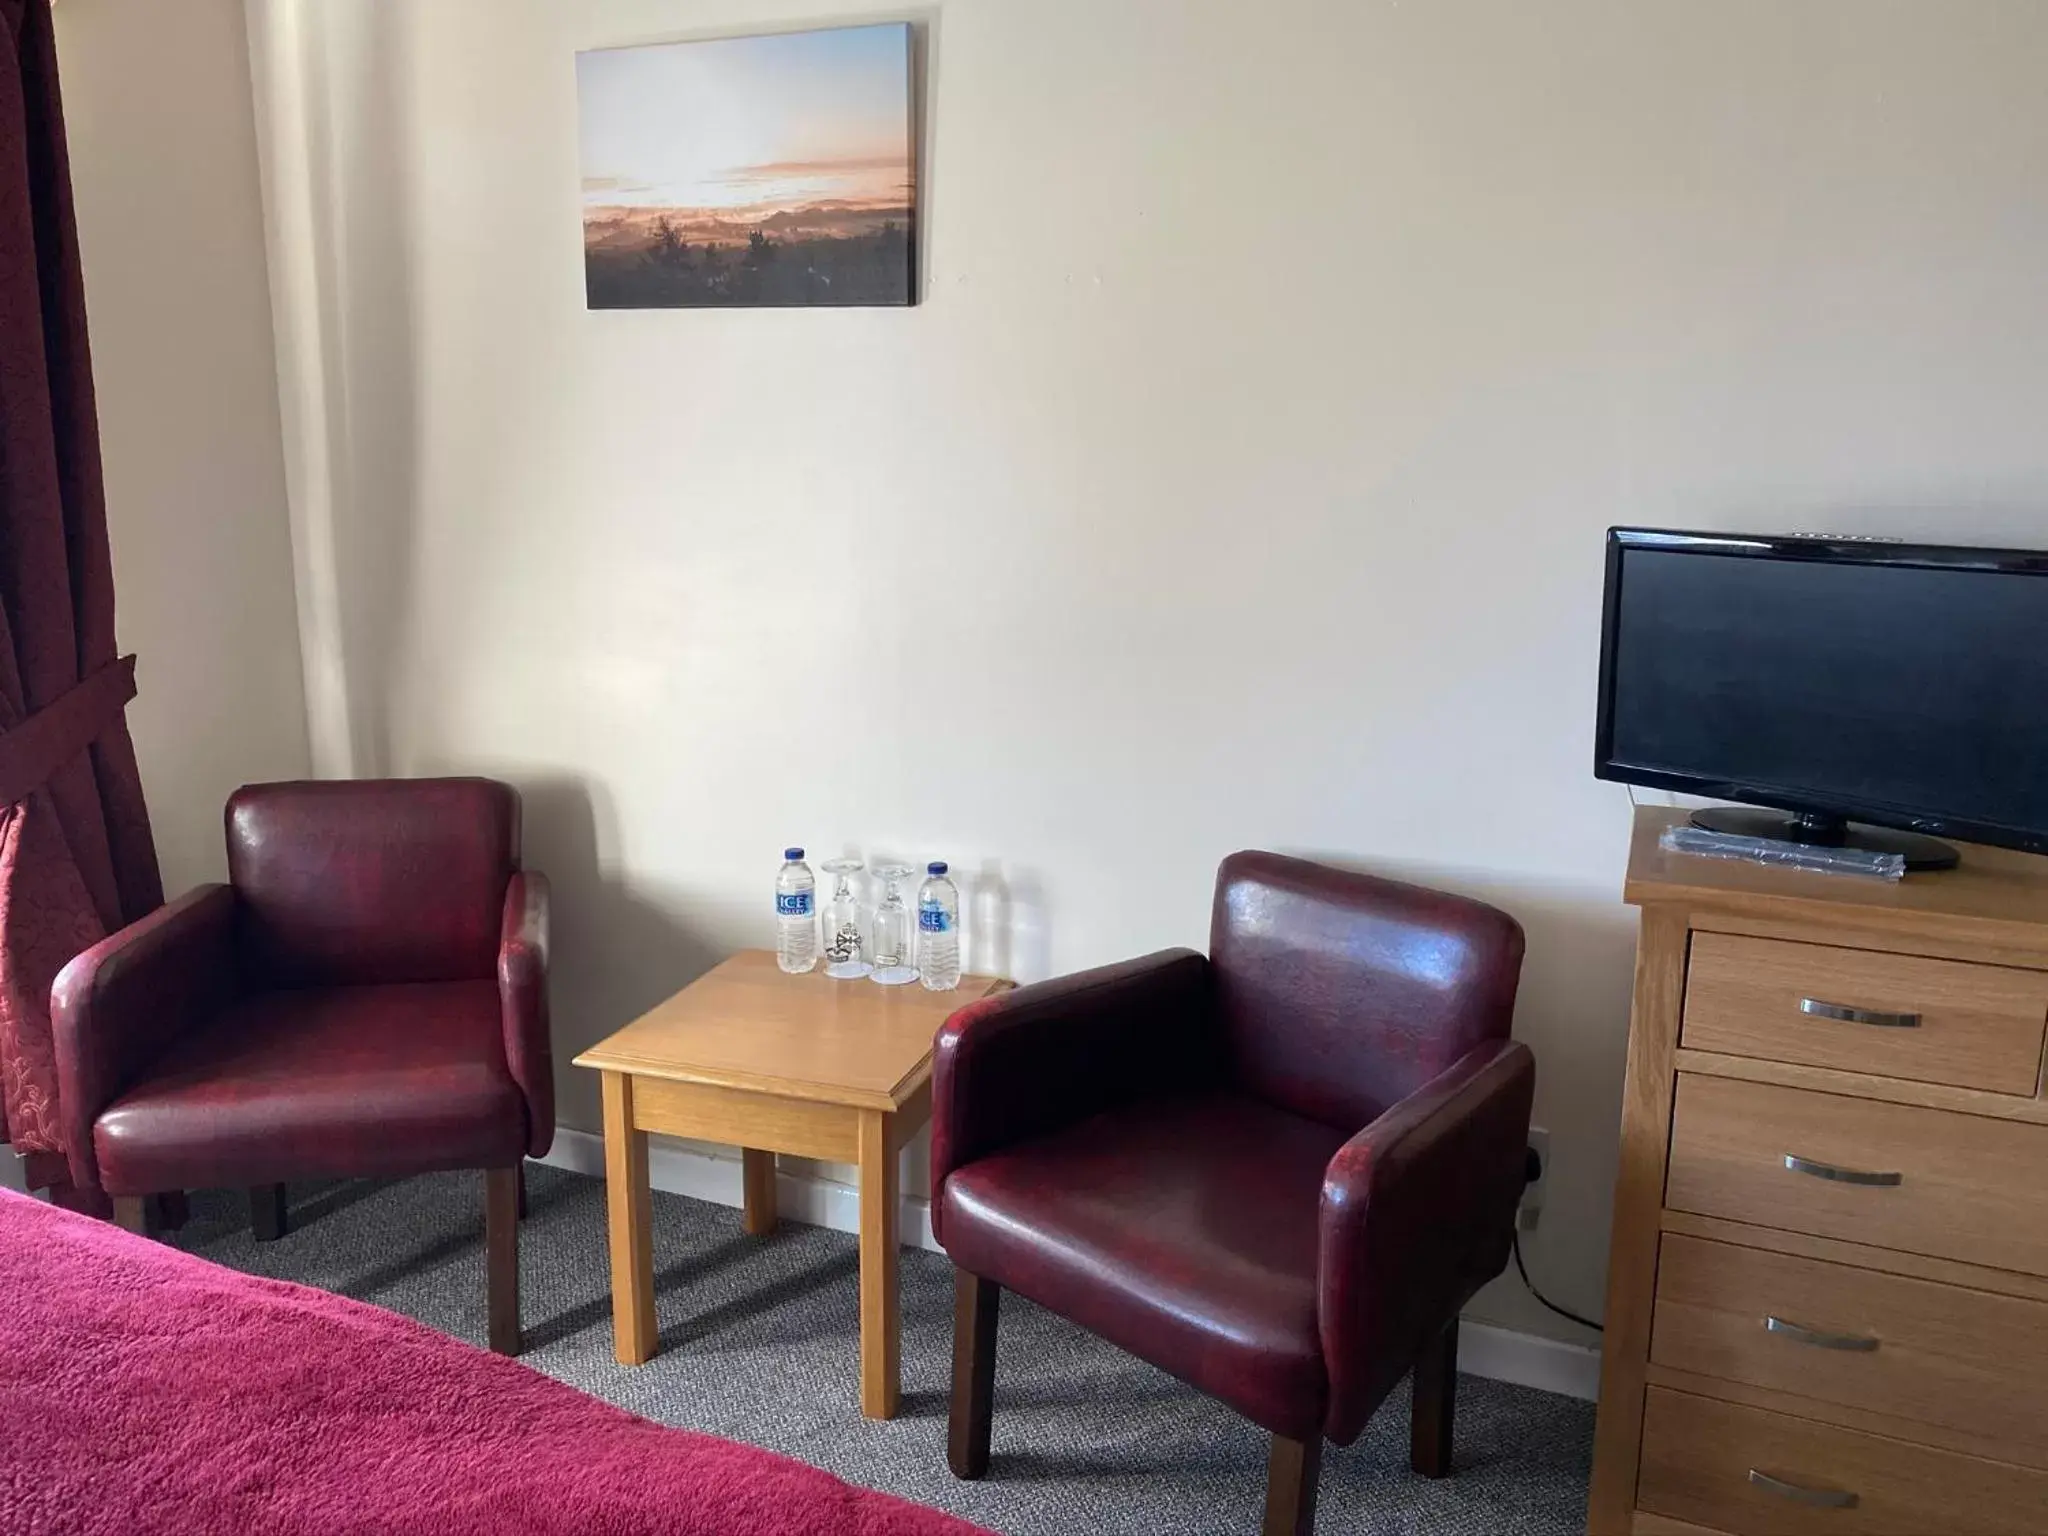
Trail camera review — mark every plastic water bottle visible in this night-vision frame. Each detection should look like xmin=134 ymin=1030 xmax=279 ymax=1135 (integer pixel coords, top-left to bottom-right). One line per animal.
xmin=776 ymin=848 xmax=817 ymax=973
xmin=917 ymin=861 xmax=960 ymax=991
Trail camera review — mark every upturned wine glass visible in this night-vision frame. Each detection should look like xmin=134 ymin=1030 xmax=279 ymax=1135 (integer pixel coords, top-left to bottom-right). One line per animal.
xmin=821 ymin=858 xmax=871 ymax=980
xmin=867 ymin=861 xmax=920 ymax=986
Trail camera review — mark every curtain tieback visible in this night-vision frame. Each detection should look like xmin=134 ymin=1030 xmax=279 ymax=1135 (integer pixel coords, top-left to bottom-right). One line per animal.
xmin=0 ymin=655 xmax=138 ymax=809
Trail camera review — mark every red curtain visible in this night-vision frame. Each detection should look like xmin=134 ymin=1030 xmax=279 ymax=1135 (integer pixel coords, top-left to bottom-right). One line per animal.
xmin=0 ymin=0 xmax=162 ymax=1209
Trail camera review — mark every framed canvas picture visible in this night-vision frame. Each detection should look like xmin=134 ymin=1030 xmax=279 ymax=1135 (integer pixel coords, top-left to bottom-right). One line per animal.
xmin=577 ymin=23 xmax=917 ymax=309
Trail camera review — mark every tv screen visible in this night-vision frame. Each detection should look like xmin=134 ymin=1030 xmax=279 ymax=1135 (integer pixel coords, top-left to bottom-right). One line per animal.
xmin=1594 ymin=529 xmax=2048 ymax=857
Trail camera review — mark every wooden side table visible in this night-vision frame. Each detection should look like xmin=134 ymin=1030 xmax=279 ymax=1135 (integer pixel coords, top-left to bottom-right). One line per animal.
xmin=572 ymin=949 xmax=1007 ymax=1419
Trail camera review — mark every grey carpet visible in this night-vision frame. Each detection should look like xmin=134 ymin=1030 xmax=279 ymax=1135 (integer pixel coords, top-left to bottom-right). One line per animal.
xmin=163 ymin=1164 xmax=1592 ymax=1535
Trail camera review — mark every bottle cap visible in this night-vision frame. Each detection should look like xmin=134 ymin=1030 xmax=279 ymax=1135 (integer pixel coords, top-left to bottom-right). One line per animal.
xmin=928 ymin=861 xmax=948 ymax=876
xmin=784 ymin=847 xmax=805 ymax=861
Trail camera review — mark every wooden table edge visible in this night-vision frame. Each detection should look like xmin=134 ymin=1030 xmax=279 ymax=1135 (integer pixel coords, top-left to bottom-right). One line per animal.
xmin=570 ymin=1050 xmax=936 ymax=1114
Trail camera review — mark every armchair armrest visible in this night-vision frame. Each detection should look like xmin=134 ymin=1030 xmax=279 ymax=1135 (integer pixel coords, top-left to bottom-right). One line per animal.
xmin=1316 ymin=1038 xmax=1535 ymax=1444
xmin=52 ymin=884 xmax=240 ymax=1193
xmin=930 ymin=948 xmax=1213 ymax=1240
xmin=499 ymin=870 xmax=552 ymax=1158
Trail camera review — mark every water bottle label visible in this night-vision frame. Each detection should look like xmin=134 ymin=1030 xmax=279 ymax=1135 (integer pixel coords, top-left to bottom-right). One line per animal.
xmin=777 ymin=892 xmax=814 ymax=918
xmin=919 ymin=902 xmax=951 ymax=934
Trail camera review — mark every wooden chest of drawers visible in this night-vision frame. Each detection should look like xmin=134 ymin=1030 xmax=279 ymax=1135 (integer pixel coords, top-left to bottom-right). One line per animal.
xmin=1589 ymin=809 xmax=2048 ymax=1536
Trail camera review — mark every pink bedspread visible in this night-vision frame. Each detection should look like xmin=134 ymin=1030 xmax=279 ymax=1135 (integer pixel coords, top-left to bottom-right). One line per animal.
xmin=0 ymin=1190 xmax=988 ymax=1536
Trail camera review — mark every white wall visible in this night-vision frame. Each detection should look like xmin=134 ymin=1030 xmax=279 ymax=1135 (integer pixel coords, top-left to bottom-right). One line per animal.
xmin=245 ymin=0 xmax=2048 ymax=1345
xmin=54 ymin=0 xmax=310 ymax=892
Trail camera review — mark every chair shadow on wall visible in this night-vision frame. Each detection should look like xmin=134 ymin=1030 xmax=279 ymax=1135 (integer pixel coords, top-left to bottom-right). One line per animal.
xmin=511 ymin=775 xmax=723 ymax=1141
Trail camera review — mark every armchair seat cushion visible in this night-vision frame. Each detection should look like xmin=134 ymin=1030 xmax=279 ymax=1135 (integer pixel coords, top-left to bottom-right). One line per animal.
xmin=93 ymin=982 xmax=524 ymax=1195
xmin=937 ymin=1091 xmax=1345 ymax=1441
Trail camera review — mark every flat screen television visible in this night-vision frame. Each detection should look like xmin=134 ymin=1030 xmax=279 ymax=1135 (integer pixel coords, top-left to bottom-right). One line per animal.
xmin=1594 ymin=528 xmax=2048 ymax=870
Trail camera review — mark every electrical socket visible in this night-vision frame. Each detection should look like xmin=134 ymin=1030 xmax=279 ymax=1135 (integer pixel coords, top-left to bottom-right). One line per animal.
xmin=1519 ymin=1127 xmax=1550 ymax=1232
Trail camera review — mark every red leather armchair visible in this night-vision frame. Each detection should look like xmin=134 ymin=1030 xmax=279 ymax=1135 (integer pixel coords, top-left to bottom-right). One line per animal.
xmin=931 ymin=851 xmax=1534 ymax=1535
xmin=49 ymin=778 xmax=551 ymax=1356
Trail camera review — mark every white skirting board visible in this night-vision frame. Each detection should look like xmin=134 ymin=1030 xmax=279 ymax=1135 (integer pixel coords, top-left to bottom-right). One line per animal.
xmin=536 ymin=1126 xmax=1601 ymax=1404
xmin=1454 ymin=1315 xmax=1601 ymax=1403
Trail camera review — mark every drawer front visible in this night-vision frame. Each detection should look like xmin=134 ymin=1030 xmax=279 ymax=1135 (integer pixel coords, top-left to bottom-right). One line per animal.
xmin=1683 ymin=933 xmax=2048 ymax=1095
xmin=1633 ymin=1516 xmax=1733 ymax=1536
xmin=1639 ymin=1388 xmax=2048 ymax=1535
xmin=1651 ymin=1233 xmax=2048 ymax=1453
xmin=1667 ymin=1074 xmax=2048 ymax=1276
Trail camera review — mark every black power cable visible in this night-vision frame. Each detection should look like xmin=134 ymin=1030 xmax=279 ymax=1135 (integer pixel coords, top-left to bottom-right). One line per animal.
xmin=1513 ymin=1144 xmax=1603 ymax=1332
xmin=1512 ymin=1229 xmax=1602 ymax=1333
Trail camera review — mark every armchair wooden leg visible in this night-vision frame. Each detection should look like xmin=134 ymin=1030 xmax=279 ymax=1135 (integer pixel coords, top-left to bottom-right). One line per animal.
xmin=1262 ymin=1433 xmax=1322 ymax=1536
xmin=45 ymin=1176 xmax=111 ymax=1220
xmin=947 ymin=1269 xmax=1000 ymax=1480
xmin=485 ymin=1166 xmax=522 ymax=1357
xmin=152 ymin=1191 xmax=191 ymax=1232
xmin=1410 ymin=1316 xmax=1458 ymax=1478
xmin=111 ymin=1195 xmax=154 ymax=1237
xmin=250 ymin=1183 xmax=289 ymax=1242
xmin=516 ymin=1161 xmax=528 ymax=1221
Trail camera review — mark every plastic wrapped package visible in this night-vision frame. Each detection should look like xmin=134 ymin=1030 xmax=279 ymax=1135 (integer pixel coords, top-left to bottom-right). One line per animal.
xmin=1659 ymin=823 xmax=1906 ymax=882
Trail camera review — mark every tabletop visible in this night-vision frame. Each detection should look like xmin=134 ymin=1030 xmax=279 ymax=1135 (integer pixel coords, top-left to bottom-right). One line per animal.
xmin=1624 ymin=805 xmax=2048 ymax=951
xmin=572 ymin=949 xmax=1009 ymax=1112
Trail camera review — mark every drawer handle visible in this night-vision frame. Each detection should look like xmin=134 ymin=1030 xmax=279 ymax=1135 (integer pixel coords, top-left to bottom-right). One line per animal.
xmin=1801 ymin=997 xmax=1922 ymax=1029
xmin=1749 ymin=1469 xmax=1860 ymax=1509
xmin=1784 ymin=1154 xmax=1903 ymax=1187
xmin=1764 ymin=1315 xmax=1881 ymax=1352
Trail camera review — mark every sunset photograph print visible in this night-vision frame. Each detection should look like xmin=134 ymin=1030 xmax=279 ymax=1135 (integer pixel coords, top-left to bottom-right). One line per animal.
xmin=578 ymin=23 xmax=916 ymax=309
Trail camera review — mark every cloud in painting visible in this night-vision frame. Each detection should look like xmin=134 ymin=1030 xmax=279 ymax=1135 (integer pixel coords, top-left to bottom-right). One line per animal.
xmin=578 ymin=26 xmax=912 ymax=221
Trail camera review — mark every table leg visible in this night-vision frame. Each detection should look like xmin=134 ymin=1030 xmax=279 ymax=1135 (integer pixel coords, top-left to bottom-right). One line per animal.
xmin=742 ymin=1148 xmax=778 ymax=1235
xmin=857 ymin=1107 xmax=900 ymax=1419
xmin=601 ymin=1071 xmax=658 ymax=1365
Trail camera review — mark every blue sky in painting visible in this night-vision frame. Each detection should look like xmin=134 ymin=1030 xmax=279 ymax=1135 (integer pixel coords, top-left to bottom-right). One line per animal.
xmin=578 ymin=24 xmax=912 ymax=217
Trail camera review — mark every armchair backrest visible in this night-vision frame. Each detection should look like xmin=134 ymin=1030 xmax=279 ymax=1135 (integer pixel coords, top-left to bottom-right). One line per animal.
xmin=1208 ymin=851 xmax=1524 ymax=1130
xmin=226 ymin=778 xmax=518 ymax=988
